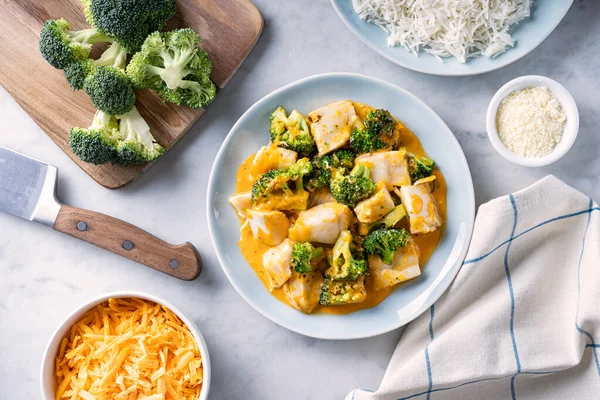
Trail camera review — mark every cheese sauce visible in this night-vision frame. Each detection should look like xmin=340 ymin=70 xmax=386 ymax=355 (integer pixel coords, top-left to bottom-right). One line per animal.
xmin=234 ymin=102 xmax=447 ymax=315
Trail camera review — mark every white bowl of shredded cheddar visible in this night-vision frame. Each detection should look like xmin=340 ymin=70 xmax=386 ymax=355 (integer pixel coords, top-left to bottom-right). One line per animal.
xmin=486 ymin=75 xmax=579 ymax=167
xmin=41 ymin=292 xmax=210 ymax=400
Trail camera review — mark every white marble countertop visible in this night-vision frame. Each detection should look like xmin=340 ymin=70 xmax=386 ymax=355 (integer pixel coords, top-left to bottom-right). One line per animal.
xmin=1 ymin=1 xmax=598 ymax=398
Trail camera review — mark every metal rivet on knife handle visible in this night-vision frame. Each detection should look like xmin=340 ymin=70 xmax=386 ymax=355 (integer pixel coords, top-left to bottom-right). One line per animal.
xmin=170 ymin=259 xmax=179 ymax=269
xmin=123 ymin=240 xmax=134 ymax=250
xmin=76 ymin=221 xmax=88 ymax=231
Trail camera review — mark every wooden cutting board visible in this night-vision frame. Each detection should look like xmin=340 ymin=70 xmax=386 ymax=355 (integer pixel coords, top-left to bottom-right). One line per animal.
xmin=0 ymin=0 xmax=263 ymax=189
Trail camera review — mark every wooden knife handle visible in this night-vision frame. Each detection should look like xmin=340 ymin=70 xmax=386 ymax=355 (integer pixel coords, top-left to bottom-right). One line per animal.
xmin=53 ymin=205 xmax=201 ymax=280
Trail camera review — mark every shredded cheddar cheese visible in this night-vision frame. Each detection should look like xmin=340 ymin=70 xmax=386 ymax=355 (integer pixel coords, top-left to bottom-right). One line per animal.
xmin=55 ymin=298 xmax=203 ymax=400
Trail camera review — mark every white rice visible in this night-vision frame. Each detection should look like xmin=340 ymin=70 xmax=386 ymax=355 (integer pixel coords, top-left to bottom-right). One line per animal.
xmin=352 ymin=0 xmax=532 ymax=63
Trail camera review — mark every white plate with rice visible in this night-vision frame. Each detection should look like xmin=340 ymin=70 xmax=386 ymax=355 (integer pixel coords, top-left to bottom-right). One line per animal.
xmin=331 ymin=0 xmax=573 ymax=76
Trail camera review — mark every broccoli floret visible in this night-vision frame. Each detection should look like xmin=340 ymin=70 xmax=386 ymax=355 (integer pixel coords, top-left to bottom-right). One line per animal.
xmin=83 ymin=66 xmax=135 ymax=116
xmin=251 ymin=158 xmax=313 ymax=203
xmin=350 ymin=109 xmax=398 ymax=154
xmin=64 ymin=42 xmax=128 ymax=91
xmin=126 ymin=29 xmax=216 ymax=109
xmin=286 ymin=157 xmax=313 ymax=180
xmin=325 ymin=230 xmax=368 ymax=281
xmin=409 ymin=154 xmax=436 ymax=182
xmin=291 ymin=242 xmax=324 ymax=274
xmin=68 ymin=106 xmax=164 ymax=166
xmin=304 ymin=150 xmax=356 ymax=192
xmin=329 ymin=164 xmax=375 ymax=207
xmin=269 ymin=106 xmax=316 ymax=156
xmin=39 ymin=18 xmax=111 ymax=70
xmin=350 ymin=127 xmax=378 ymax=154
xmin=80 ymin=0 xmax=95 ymax=26
xmin=364 ymin=109 xmax=396 ymax=136
xmin=363 ymin=228 xmax=411 ymax=265
xmin=75 ymin=39 xmax=133 ymax=115
xmin=319 ymin=278 xmax=367 ymax=306
xmin=115 ymin=106 xmax=165 ymax=166
xmin=68 ymin=110 xmax=119 ymax=165
xmin=83 ymin=0 xmax=177 ymax=53
xmin=252 ymin=169 xmax=292 ymax=202
xmin=63 ymin=59 xmax=95 ymax=90
xmin=325 ymin=149 xmax=356 ymax=170
xmin=38 ymin=15 xmax=129 ymax=92
xmin=304 ymin=159 xmax=331 ymax=192
xmin=157 ymin=74 xmax=216 ymax=109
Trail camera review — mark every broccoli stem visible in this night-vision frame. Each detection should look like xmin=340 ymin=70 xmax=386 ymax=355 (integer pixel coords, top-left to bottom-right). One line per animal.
xmin=296 ymin=117 xmax=308 ymax=133
xmin=178 ymin=79 xmax=214 ymax=105
xmin=380 ymin=243 xmax=394 ymax=264
xmin=145 ymin=65 xmax=166 ymax=76
xmin=295 ymin=178 xmax=305 ymax=193
xmin=95 ymin=42 xmax=127 ymax=69
xmin=90 ymin=110 xmax=114 ymax=131
xmin=69 ymin=29 xmax=110 ymax=45
xmin=141 ymin=62 xmax=197 ymax=92
xmin=160 ymin=47 xmax=196 ymax=89
xmin=177 ymin=79 xmax=201 ymax=90
xmin=354 ymin=164 xmax=370 ymax=178
xmin=119 ymin=107 xmax=154 ymax=149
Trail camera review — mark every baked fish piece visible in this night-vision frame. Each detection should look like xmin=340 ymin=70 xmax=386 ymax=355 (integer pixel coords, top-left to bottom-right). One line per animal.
xmin=246 ymin=209 xmax=290 ymax=245
xmin=250 ymin=143 xmax=298 ymax=179
xmin=284 ymin=270 xmax=324 ymax=313
xmin=308 ymin=101 xmax=359 ymax=156
xmin=289 ymin=203 xmax=353 ymax=244
xmin=400 ymin=183 xmax=443 ymax=234
xmin=356 ymin=150 xmax=411 ymax=188
xmin=369 ymin=242 xmax=421 ymax=291
xmin=229 ymin=191 xmax=253 ymax=218
xmin=262 ymin=238 xmax=294 ymax=291
xmin=307 ymin=187 xmax=336 ymax=208
xmin=354 ymin=182 xmax=396 ymax=224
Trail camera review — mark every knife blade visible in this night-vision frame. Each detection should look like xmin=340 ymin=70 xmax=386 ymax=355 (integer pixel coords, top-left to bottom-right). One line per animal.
xmin=0 ymin=147 xmax=61 ymax=226
xmin=0 ymin=146 xmax=201 ymax=280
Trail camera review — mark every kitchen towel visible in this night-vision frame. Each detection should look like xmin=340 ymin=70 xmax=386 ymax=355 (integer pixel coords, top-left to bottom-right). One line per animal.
xmin=347 ymin=175 xmax=600 ymax=400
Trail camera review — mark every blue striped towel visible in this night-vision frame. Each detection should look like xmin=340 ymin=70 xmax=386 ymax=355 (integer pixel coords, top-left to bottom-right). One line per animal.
xmin=347 ymin=175 xmax=600 ymax=400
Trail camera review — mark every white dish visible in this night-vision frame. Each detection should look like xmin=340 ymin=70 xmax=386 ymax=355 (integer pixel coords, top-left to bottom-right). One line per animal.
xmin=486 ymin=75 xmax=579 ymax=167
xmin=206 ymin=73 xmax=475 ymax=339
xmin=40 ymin=291 xmax=211 ymax=400
xmin=331 ymin=0 xmax=573 ymax=76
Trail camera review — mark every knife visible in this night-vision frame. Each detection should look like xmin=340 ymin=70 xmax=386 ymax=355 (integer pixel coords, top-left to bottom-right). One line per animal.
xmin=0 ymin=146 xmax=201 ymax=280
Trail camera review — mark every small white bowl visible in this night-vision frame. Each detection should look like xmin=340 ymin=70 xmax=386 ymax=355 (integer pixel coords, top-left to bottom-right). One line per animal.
xmin=41 ymin=292 xmax=211 ymax=400
xmin=486 ymin=75 xmax=579 ymax=167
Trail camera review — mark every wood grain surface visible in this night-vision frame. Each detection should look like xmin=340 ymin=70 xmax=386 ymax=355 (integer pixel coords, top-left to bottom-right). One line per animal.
xmin=54 ymin=205 xmax=202 ymax=280
xmin=0 ymin=0 xmax=263 ymax=189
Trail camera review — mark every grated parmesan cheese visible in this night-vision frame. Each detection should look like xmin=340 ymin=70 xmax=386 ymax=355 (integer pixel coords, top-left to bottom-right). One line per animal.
xmin=352 ymin=0 xmax=532 ymax=63
xmin=496 ymin=86 xmax=566 ymax=158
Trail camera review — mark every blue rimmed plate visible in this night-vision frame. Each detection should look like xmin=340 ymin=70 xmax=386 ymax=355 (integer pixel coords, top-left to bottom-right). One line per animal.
xmin=207 ymin=73 xmax=475 ymax=339
xmin=330 ymin=0 xmax=573 ymax=76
